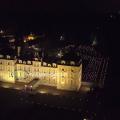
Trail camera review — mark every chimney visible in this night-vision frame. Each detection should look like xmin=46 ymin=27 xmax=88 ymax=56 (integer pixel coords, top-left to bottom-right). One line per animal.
xmin=17 ymin=46 xmax=21 ymax=57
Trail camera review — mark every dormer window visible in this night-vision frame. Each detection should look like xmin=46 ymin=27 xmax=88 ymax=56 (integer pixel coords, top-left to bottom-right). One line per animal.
xmin=27 ymin=61 xmax=31 ymax=64
xmin=70 ymin=61 xmax=75 ymax=65
xmin=23 ymin=61 xmax=26 ymax=64
xmin=48 ymin=64 xmax=51 ymax=67
xmin=43 ymin=62 xmax=47 ymax=66
xmin=61 ymin=60 xmax=66 ymax=64
xmin=18 ymin=60 xmax=22 ymax=64
xmin=0 ymin=55 xmax=3 ymax=58
xmin=6 ymin=55 xmax=10 ymax=59
xmin=52 ymin=63 xmax=56 ymax=67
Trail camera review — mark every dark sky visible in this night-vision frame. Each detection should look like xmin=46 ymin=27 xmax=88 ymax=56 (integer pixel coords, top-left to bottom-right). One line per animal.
xmin=0 ymin=0 xmax=119 ymax=28
xmin=0 ymin=0 xmax=120 ymax=14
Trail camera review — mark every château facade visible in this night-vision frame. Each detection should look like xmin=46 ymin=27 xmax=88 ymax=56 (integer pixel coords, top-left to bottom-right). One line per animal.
xmin=0 ymin=55 xmax=82 ymax=91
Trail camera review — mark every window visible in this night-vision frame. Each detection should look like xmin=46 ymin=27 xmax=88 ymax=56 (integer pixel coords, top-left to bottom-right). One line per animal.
xmin=10 ymin=73 xmax=13 ymax=77
xmin=0 ymin=66 xmax=2 ymax=70
xmin=27 ymin=61 xmax=31 ymax=64
xmin=8 ymin=67 xmax=10 ymax=71
xmin=43 ymin=62 xmax=47 ymax=66
xmin=71 ymin=80 xmax=73 ymax=85
xmin=20 ymin=72 xmax=21 ymax=77
xmin=48 ymin=64 xmax=51 ymax=67
xmin=20 ymin=66 xmax=22 ymax=70
xmin=19 ymin=60 xmax=22 ymax=64
xmin=28 ymin=67 xmax=30 ymax=71
xmin=62 ymin=75 xmax=64 ymax=78
xmin=23 ymin=61 xmax=26 ymax=64
xmin=61 ymin=60 xmax=66 ymax=64
xmin=37 ymin=64 xmax=39 ymax=67
xmin=52 ymin=63 xmax=56 ymax=67
xmin=70 ymin=61 xmax=75 ymax=65
xmin=71 ymin=75 xmax=74 ymax=78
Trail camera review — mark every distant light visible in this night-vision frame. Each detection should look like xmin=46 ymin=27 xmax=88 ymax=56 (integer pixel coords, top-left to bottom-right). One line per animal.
xmin=39 ymin=90 xmax=47 ymax=94
xmin=60 ymin=35 xmax=64 ymax=41
xmin=27 ymin=33 xmax=36 ymax=40
xmin=0 ymin=30 xmax=4 ymax=34
xmin=92 ymin=37 xmax=97 ymax=46
xmin=28 ymin=36 xmax=34 ymax=40
xmin=57 ymin=50 xmax=63 ymax=58
xmin=110 ymin=14 xmax=113 ymax=18
xmin=24 ymin=40 xmax=26 ymax=42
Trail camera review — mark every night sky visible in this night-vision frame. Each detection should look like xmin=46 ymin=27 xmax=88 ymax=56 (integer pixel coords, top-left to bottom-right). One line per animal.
xmin=0 ymin=0 xmax=119 ymax=33
xmin=0 ymin=0 xmax=120 ymax=13
xmin=0 ymin=0 xmax=120 ymax=25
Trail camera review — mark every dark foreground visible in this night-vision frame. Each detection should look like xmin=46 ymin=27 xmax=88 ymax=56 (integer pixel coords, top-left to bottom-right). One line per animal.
xmin=0 ymin=87 xmax=119 ymax=120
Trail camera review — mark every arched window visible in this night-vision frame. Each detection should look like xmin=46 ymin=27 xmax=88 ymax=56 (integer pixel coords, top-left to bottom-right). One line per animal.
xmin=52 ymin=63 xmax=56 ymax=67
xmin=61 ymin=60 xmax=66 ymax=64
xmin=70 ymin=61 xmax=75 ymax=65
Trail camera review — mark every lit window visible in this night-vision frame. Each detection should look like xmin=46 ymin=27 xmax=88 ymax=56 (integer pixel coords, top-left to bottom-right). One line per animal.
xmin=48 ymin=64 xmax=51 ymax=67
xmin=52 ymin=63 xmax=56 ymax=67
xmin=8 ymin=67 xmax=10 ymax=71
xmin=61 ymin=80 xmax=65 ymax=84
xmin=61 ymin=60 xmax=66 ymax=64
xmin=71 ymin=80 xmax=73 ymax=85
xmin=62 ymin=76 xmax=64 ymax=78
xmin=19 ymin=60 xmax=22 ymax=63
xmin=27 ymin=61 xmax=31 ymax=64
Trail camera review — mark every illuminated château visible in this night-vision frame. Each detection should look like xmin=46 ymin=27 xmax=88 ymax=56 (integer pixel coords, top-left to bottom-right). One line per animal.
xmin=0 ymin=55 xmax=82 ymax=91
